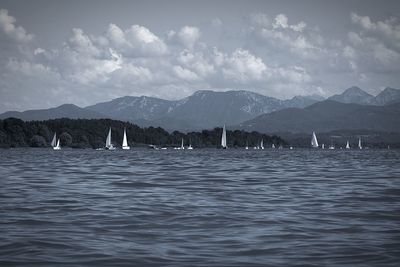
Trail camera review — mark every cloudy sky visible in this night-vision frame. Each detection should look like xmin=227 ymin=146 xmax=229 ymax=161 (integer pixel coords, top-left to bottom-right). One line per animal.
xmin=0 ymin=0 xmax=400 ymax=112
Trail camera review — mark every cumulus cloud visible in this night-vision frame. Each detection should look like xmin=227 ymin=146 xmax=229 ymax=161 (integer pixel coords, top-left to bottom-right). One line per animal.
xmin=351 ymin=12 xmax=400 ymax=48
xmin=106 ymin=24 xmax=168 ymax=57
xmin=177 ymin=26 xmax=200 ymax=49
xmin=248 ymin=13 xmax=323 ymax=61
xmin=345 ymin=13 xmax=400 ymax=73
xmin=0 ymin=9 xmax=33 ymax=43
xmin=221 ymin=49 xmax=267 ymax=82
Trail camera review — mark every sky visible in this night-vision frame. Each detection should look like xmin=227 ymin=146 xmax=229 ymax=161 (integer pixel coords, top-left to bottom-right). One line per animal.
xmin=0 ymin=0 xmax=400 ymax=112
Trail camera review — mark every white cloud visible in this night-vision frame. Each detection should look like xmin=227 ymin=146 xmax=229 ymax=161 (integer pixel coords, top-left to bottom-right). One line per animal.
xmin=345 ymin=14 xmax=400 ymax=73
xmin=177 ymin=50 xmax=215 ymax=77
xmin=248 ymin=13 xmax=324 ymax=61
xmin=106 ymin=23 xmax=168 ymax=57
xmin=273 ymin=14 xmax=289 ymax=29
xmin=68 ymin=28 xmax=101 ymax=57
xmin=0 ymin=9 xmax=33 ymax=42
xmin=178 ymin=26 xmax=200 ymax=49
xmin=222 ymin=49 xmax=267 ymax=82
xmin=173 ymin=65 xmax=199 ymax=81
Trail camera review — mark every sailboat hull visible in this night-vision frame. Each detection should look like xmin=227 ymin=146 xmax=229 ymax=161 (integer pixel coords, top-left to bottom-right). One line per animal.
xmin=122 ymin=146 xmax=130 ymax=150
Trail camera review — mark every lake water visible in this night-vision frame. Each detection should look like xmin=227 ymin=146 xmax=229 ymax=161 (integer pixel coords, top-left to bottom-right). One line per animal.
xmin=0 ymin=148 xmax=399 ymax=266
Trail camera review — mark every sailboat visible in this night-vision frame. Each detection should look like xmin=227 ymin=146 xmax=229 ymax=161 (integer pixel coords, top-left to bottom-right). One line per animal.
xmin=187 ymin=139 xmax=193 ymax=150
xmin=180 ymin=138 xmax=185 ymax=150
xmin=122 ymin=128 xmax=130 ymax=150
xmin=345 ymin=140 xmax=350 ymax=149
xmin=245 ymin=141 xmax=249 ymax=150
xmin=221 ymin=125 xmax=227 ymax=149
xmin=311 ymin=131 xmax=319 ymax=148
xmin=328 ymin=140 xmax=335 ymax=150
xmin=260 ymin=139 xmax=264 ymax=150
xmin=175 ymin=138 xmax=185 ymax=150
xmin=51 ymin=133 xmax=61 ymax=150
xmin=322 ymin=143 xmax=325 ymax=149
xmin=105 ymin=127 xmax=116 ymax=150
xmin=358 ymin=138 xmax=362 ymax=149
xmin=272 ymin=143 xmax=275 ymax=149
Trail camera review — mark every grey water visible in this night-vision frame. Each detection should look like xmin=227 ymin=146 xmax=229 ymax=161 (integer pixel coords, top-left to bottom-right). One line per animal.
xmin=0 ymin=148 xmax=399 ymax=267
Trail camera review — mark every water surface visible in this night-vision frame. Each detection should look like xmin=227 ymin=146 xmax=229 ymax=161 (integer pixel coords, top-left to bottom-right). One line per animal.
xmin=0 ymin=148 xmax=399 ymax=266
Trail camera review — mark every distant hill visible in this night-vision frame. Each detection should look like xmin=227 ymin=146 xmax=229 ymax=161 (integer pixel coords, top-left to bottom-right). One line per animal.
xmin=237 ymin=100 xmax=400 ymax=133
xmin=282 ymin=94 xmax=325 ymax=108
xmin=372 ymin=87 xmax=400 ymax=105
xmin=0 ymin=104 xmax=106 ymax=121
xmin=86 ymin=96 xmax=171 ymax=121
xmin=2 ymin=87 xmax=399 ymax=132
xmin=328 ymin=86 xmax=374 ymax=104
xmin=327 ymin=86 xmax=400 ymax=105
xmin=85 ymin=90 xmax=322 ymax=130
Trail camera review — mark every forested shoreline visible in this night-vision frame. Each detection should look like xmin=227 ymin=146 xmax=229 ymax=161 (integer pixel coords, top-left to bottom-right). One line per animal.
xmin=0 ymin=118 xmax=285 ymax=149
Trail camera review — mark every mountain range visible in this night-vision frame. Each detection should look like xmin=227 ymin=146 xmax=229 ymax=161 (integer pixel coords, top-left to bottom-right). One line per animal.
xmin=237 ymin=100 xmax=400 ymax=133
xmin=85 ymin=90 xmax=324 ymax=130
xmin=327 ymin=86 xmax=400 ymax=105
xmin=0 ymin=104 xmax=105 ymax=121
xmin=1 ymin=87 xmax=400 ymax=133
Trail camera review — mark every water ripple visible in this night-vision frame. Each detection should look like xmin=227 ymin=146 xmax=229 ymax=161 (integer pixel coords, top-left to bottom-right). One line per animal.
xmin=0 ymin=148 xmax=399 ymax=266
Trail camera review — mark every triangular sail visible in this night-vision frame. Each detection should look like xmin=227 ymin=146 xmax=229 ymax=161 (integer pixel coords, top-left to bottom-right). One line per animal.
xmin=346 ymin=141 xmax=350 ymax=149
xmin=358 ymin=138 xmax=362 ymax=149
xmin=311 ymin=131 xmax=319 ymax=148
xmin=260 ymin=139 xmax=264 ymax=149
xmin=181 ymin=138 xmax=184 ymax=149
xmin=56 ymin=139 xmax=60 ymax=148
xmin=122 ymin=128 xmax=128 ymax=147
xmin=106 ymin=127 xmax=112 ymax=148
xmin=51 ymin=133 xmax=57 ymax=147
xmin=221 ymin=125 xmax=227 ymax=148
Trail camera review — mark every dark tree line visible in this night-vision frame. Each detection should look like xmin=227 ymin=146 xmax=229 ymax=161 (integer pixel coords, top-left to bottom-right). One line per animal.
xmin=0 ymin=118 xmax=286 ymax=148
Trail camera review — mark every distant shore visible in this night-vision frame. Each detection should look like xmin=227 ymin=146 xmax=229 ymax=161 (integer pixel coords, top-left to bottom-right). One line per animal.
xmin=0 ymin=118 xmax=285 ymax=149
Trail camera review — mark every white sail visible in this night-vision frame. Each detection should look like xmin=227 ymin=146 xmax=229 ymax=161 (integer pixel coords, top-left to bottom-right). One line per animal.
xmin=322 ymin=143 xmax=325 ymax=149
xmin=260 ymin=139 xmax=264 ymax=149
xmin=221 ymin=125 xmax=227 ymax=148
xmin=53 ymin=138 xmax=61 ymax=150
xmin=311 ymin=131 xmax=319 ymax=148
xmin=181 ymin=138 xmax=184 ymax=149
xmin=272 ymin=143 xmax=275 ymax=149
xmin=51 ymin=133 xmax=57 ymax=147
xmin=105 ymin=127 xmax=115 ymax=149
xmin=122 ymin=128 xmax=130 ymax=149
xmin=106 ymin=128 xmax=111 ymax=148
xmin=346 ymin=141 xmax=350 ymax=149
xmin=358 ymin=138 xmax=362 ymax=149
xmin=123 ymin=129 xmax=128 ymax=147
